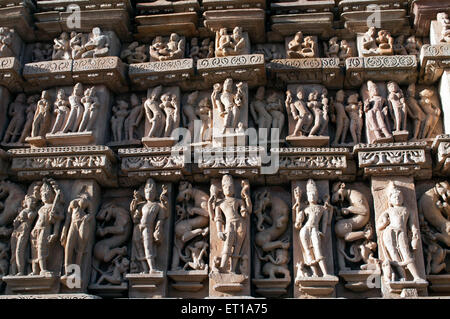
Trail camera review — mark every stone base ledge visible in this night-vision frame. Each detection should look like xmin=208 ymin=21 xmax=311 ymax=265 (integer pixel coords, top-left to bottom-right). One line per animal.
xmin=419 ymin=43 xmax=450 ymax=84
xmin=0 ymin=57 xmax=24 ymax=92
xmin=8 ymin=145 xmax=117 ymax=187
xmin=23 ymin=57 xmax=127 ymax=93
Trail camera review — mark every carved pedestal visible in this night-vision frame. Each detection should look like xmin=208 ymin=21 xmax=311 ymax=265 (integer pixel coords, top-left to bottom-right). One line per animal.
xmin=419 ymin=44 xmax=450 ymax=84
xmin=291 ymin=180 xmax=338 ymax=298
xmin=0 ymin=57 xmax=23 ymax=93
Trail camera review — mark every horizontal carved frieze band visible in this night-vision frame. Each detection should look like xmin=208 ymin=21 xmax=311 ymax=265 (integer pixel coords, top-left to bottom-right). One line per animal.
xmin=358 ymin=149 xmax=426 ymax=167
xmin=0 ymin=57 xmax=21 ymax=72
xmin=9 ymin=146 xmax=116 ymax=158
xmin=346 ymin=55 xmax=417 ymax=71
xmin=128 ymin=59 xmax=194 ymax=75
xmin=197 ymin=54 xmax=265 ymax=70
xmin=268 ymin=58 xmax=340 ymax=71
xmin=197 ymin=155 xmax=261 ymax=168
xmin=121 ymin=156 xmax=185 ymax=171
xmin=11 ymin=155 xmax=111 ymax=171
xmin=278 ymin=155 xmax=347 ymax=170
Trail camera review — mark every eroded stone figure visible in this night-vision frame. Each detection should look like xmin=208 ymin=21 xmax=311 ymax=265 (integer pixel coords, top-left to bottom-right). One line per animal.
xmin=253 ymin=190 xmax=290 ymax=280
xmin=124 ymin=94 xmax=144 ymax=141
xmin=50 ymin=89 xmax=70 ymax=134
xmin=189 ymin=38 xmax=214 ymax=61
xmin=62 ymin=83 xmax=85 ymax=133
xmin=31 ymin=90 xmax=52 ymax=138
xmin=332 ymin=182 xmax=376 ymax=271
xmin=32 ymin=43 xmax=52 ymax=62
xmin=208 ymin=175 xmax=251 ymax=274
xmin=324 ymin=37 xmax=354 ymax=63
xmin=405 ymin=84 xmax=426 ymax=140
xmin=19 ymin=95 xmax=39 ymax=143
xmin=287 ymin=31 xmax=317 ymax=58
xmin=364 ymin=81 xmax=392 ymax=142
xmin=418 ymin=88 xmax=441 ymax=139
xmin=30 ymin=179 xmax=64 ymax=276
xmin=78 ymin=86 xmax=99 ymax=132
xmin=197 ymin=97 xmax=212 ymax=142
xmin=330 ymin=90 xmax=349 ymax=145
xmin=144 ymin=86 xmax=165 ymax=138
xmin=91 ymin=202 xmax=131 ymax=285
xmin=171 ymin=181 xmax=209 ymax=270
xmin=0 ymin=27 xmax=14 ymax=58
xmin=150 ymin=33 xmax=185 ymax=61
xmin=60 ymin=187 xmax=94 ymax=282
xmin=133 ymin=179 xmax=169 ymax=273
xmin=183 ymin=91 xmax=200 ymax=140
xmin=437 ymin=12 xmax=450 ymax=43
xmin=216 ymin=27 xmax=247 ymax=57
xmin=111 ymin=100 xmax=129 ymax=142
xmin=294 ymin=180 xmax=333 ymax=278
xmin=9 ymin=194 xmax=39 ymax=276
xmin=286 ymin=87 xmax=313 ymax=137
xmin=250 ymin=87 xmax=272 ymax=131
xmin=121 ymin=41 xmax=148 ymax=64
xmin=376 ymin=182 xmax=426 ymax=283
xmin=387 ymin=81 xmax=408 ymax=133
xmin=3 ymin=94 xmax=27 ymax=144
xmin=69 ymin=31 xmax=85 ymax=60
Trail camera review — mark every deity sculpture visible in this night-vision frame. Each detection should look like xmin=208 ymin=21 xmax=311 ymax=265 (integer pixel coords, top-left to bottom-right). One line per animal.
xmin=331 ymin=182 xmax=376 ymax=271
xmin=69 ymin=31 xmax=85 ymax=60
xmin=78 ymin=86 xmax=99 ymax=132
xmin=324 ymin=37 xmax=354 ymax=63
xmin=149 ymin=33 xmax=185 ymax=61
xmin=250 ymin=87 xmax=272 ymax=131
xmin=31 ymin=90 xmax=52 ymax=138
xmin=171 ymin=181 xmax=209 ymax=270
xmin=2 ymin=94 xmax=27 ymax=144
xmin=50 ymin=89 xmax=70 ymax=134
xmin=130 ymin=179 xmax=169 ymax=274
xmin=0 ymin=27 xmax=14 ymax=58
xmin=30 ymin=179 xmax=64 ymax=276
xmin=183 ymin=91 xmax=200 ymax=140
xmin=216 ymin=27 xmax=247 ymax=57
xmin=253 ymin=190 xmax=290 ymax=281
xmin=197 ymin=97 xmax=212 ymax=143
xmin=124 ymin=94 xmax=144 ymax=141
xmin=208 ymin=175 xmax=251 ymax=274
xmin=161 ymin=93 xmax=179 ymax=137
xmin=363 ymin=81 xmax=392 ymax=143
xmin=60 ymin=187 xmax=94 ymax=283
xmin=294 ymin=179 xmax=333 ymax=278
xmin=376 ymin=182 xmax=426 ymax=284
xmin=120 ymin=41 xmax=148 ymax=64
xmin=308 ymin=89 xmax=328 ymax=137
xmin=111 ymin=100 xmax=129 ymax=142
xmin=91 ymin=202 xmax=131 ymax=286
xmin=287 ymin=31 xmax=317 ymax=58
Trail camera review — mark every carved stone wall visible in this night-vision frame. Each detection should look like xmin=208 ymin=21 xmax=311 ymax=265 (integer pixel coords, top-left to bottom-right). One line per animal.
xmin=0 ymin=0 xmax=449 ymax=299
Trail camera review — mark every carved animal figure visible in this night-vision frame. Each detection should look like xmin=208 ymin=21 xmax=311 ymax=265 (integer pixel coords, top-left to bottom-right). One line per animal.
xmin=254 ymin=190 xmax=290 ymax=252
xmin=418 ymin=181 xmax=450 ymax=247
xmin=91 ymin=203 xmax=132 ymax=283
